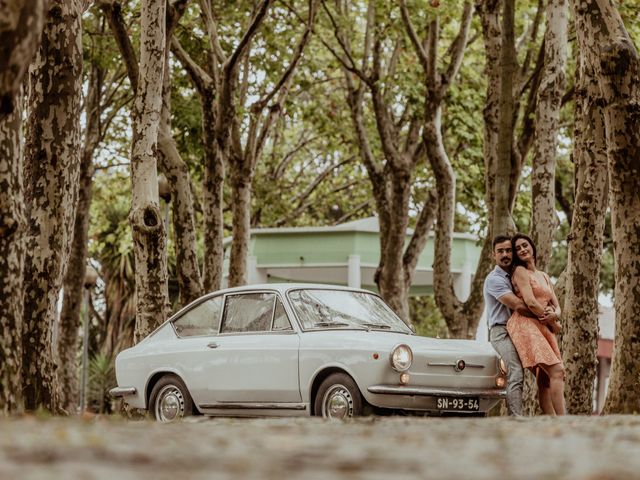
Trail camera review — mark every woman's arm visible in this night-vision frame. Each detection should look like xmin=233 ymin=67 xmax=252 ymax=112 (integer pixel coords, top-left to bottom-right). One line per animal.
xmin=541 ymin=272 xmax=562 ymax=333
xmin=545 ymin=272 xmax=561 ymax=316
xmin=512 ymin=267 xmax=546 ymax=317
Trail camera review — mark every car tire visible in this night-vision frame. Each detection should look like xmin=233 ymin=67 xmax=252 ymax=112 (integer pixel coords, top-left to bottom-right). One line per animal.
xmin=314 ymin=373 xmax=363 ymax=419
xmin=149 ymin=374 xmax=194 ymax=423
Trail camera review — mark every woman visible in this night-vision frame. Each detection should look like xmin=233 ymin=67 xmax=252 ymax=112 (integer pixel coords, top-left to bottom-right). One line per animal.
xmin=507 ymin=233 xmax=565 ymax=415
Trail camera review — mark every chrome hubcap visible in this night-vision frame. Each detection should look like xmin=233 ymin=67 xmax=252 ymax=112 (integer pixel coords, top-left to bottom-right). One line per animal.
xmin=155 ymin=385 xmax=185 ymax=422
xmin=322 ymin=384 xmax=353 ymax=419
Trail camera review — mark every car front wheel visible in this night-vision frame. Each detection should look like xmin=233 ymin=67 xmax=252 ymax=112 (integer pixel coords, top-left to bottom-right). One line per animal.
xmin=315 ymin=373 xmax=363 ymax=419
xmin=149 ymin=374 xmax=194 ymax=423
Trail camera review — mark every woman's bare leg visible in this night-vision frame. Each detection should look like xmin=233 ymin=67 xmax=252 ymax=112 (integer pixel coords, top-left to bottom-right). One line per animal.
xmin=536 ymin=369 xmax=555 ymax=415
xmin=540 ymin=363 xmax=566 ymax=415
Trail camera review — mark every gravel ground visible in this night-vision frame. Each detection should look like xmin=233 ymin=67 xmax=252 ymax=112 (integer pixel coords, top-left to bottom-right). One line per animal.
xmin=1 ymin=415 xmax=639 ymax=479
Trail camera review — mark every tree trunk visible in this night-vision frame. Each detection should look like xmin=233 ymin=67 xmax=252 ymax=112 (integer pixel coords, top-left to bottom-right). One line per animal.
xmin=530 ymin=0 xmax=568 ymax=271
xmin=562 ymin=46 xmax=608 ymax=414
xmin=0 ymin=0 xmax=46 ymax=417
xmin=405 ymin=3 xmax=487 ymax=338
xmin=425 ymin=108 xmax=493 ymax=338
xmin=158 ymin=25 xmax=203 ymax=307
xmin=22 ymin=0 xmax=84 ymax=412
xmin=0 ymin=1 xmax=46 ymax=119
xmin=201 ymin=97 xmax=225 ymax=293
xmin=57 ymin=60 xmax=102 ymax=414
xmin=376 ymin=175 xmax=411 ymax=322
xmin=228 ymin=165 xmax=253 ymax=287
xmin=477 ymin=0 xmax=500 ymax=235
xmin=0 ymin=89 xmax=26 ymax=414
xmin=493 ymin=0 xmax=517 ymax=235
xmin=579 ymin=2 xmax=640 ymax=415
xmin=130 ymin=0 xmax=170 ymax=343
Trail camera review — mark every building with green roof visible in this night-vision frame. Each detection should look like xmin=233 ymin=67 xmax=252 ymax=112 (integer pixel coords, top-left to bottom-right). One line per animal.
xmin=224 ymin=217 xmax=482 ymax=300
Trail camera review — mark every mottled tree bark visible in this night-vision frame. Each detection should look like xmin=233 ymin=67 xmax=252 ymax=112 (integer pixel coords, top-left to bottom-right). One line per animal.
xmin=100 ymin=0 xmax=199 ymax=307
xmin=322 ymin=1 xmax=434 ymax=322
xmin=0 ymin=1 xmax=46 ymax=119
xmin=477 ymin=0 xmax=500 ymax=235
xmin=201 ymin=97 xmax=225 ymax=292
xmin=0 ymin=90 xmax=26 ymax=414
xmin=157 ymin=2 xmax=203 ymax=306
xmin=228 ymin=165 xmax=253 ymax=287
xmin=171 ymin=0 xmax=276 ymax=290
xmin=530 ymin=0 xmax=568 ymax=271
xmin=0 ymin=0 xmax=45 ymax=417
xmin=22 ymin=0 xmax=84 ymax=412
xmin=562 ymin=39 xmax=608 ymax=414
xmin=57 ymin=60 xmax=102 ymax=413
xmin=170 ymin=33 xmax=224 ymax=293
xmin=130 ymin=0 xmax=170 ymax=343
xmin=226 ymin=0 xmax=311 ymax=287
xmin=401 ymin=1 xmax=488 ymax=336
xmin=572 ymin=0 xmax=640 ymax=415
xmin=493 ymin=0 xmax=517 ymax=236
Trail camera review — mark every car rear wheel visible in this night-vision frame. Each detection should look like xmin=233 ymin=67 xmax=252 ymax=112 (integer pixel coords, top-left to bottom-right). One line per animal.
xmin=150 ymin=374 xmax=193 ymax=423
xmin=315 ymin=373 xmax=363 ymax=419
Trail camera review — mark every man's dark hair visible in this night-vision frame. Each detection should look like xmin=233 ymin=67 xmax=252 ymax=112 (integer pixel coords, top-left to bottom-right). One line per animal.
xmin=511 ymin=233 xmax=537 ymax=269
xmin=492 ymin=234 xmax=512 ymax=250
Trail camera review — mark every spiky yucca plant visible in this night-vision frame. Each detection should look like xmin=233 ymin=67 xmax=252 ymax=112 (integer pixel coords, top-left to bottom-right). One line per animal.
xmin=87 ymin=353 xmax=116 ymax=414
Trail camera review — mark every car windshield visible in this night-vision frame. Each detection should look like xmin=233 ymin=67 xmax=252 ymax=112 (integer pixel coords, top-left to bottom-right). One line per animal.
xmin=287 ymin=289 xmax=412 ymax=333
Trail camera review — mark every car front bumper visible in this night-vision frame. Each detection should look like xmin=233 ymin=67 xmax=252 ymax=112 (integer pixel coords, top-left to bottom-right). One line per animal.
xmin=365 ymin=384 xmax=506 ymax=413
xmin=368 ymin=385 xmax=506 ymax=398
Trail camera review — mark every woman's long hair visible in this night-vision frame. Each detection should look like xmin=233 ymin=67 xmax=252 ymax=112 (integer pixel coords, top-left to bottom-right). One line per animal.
xmin=511 ymin=233 xmax=537 ymax=271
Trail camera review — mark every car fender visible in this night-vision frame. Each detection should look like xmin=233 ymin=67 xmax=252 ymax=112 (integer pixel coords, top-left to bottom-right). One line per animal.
xmin=304 ymin=361 xmax=364 ymax=404
xmin=144 ymin=367 xmax=189 ymax=409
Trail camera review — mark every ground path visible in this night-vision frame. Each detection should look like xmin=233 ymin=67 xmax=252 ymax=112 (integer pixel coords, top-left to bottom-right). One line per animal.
xmin=1 ymin=415 xmax=639 ymax=479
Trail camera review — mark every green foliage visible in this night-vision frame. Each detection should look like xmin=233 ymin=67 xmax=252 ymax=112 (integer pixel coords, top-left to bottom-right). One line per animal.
xmin=81 ymin=0 xmax=633 ymax=347
xmin=409 ymin=296 xmax=449 ymax=338
xmin=87 ymin=353 xmax=116 ymax=414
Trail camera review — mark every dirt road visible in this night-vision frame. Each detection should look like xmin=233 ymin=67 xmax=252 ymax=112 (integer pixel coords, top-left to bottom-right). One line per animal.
xmin=1 ymin=415 xmax=639 ymax=479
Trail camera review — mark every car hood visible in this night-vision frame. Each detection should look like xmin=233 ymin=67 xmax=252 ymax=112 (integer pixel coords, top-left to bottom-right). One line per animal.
xmin=403 ymin=334 xmax=496 ymax=356
xmin=300 ymin=330 xmax=496 ymax=356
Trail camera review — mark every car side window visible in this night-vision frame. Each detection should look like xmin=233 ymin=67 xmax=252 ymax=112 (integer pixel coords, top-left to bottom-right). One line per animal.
xmin=221 ymin=293 xmax=275 ymax=333
xmin=173 ymin=296 xmax=223 ymax=337
xmin=272 ymin=298 xmax=293 ymax=331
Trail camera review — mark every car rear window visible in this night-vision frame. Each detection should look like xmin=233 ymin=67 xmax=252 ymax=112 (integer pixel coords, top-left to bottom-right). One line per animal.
xmin=173 ymin=296 xmax=223 ymax=337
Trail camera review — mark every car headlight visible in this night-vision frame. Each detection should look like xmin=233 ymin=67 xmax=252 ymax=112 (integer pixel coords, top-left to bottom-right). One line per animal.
xmin=499 ymin=357 xmax=508 ymax=375
xmin=390 ymin=344 xmax=413 ymax=372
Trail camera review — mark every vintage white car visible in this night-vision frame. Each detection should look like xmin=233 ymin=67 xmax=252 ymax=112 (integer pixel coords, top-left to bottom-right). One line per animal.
xmin=111 ymin=284 xmax=506 ymax=422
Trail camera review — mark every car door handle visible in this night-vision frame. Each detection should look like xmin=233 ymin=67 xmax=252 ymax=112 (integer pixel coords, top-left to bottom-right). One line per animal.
xmin=206 ymin=342 xmax=219 ymax=349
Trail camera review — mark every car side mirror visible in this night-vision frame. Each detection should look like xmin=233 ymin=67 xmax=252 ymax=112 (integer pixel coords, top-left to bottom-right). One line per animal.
xmin=409 ymin=323 xmax=416 ymax=334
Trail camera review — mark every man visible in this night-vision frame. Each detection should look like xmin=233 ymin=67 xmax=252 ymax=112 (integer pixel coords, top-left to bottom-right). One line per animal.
xmin=484 ymin=235 xmax=534 ymax=416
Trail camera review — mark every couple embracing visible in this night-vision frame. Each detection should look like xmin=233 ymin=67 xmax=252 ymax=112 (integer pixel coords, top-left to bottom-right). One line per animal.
xmin=484 ymin=234 xmax=565 ymax=416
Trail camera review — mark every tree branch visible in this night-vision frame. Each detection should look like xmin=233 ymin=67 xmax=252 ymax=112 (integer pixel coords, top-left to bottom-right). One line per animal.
xmin=256 ymin=0 xmax=317 ymax=109
xmin=403 ymin=188 xmax=438 ymax=287
xmin=441 ymin=2 xmax=474 ymax=93
xmin=272 ymin=134 xmax=319 ymax=180
xmin=224 ymin=0 xmax=273 ymax=76
xmin=198 ymin=0 xmax=225 ymax=80
xmin=98 ymin=0 xmax=139 ymax=92
xmin=274 ymin=156 xmax=353 ymax=226
xmin=171 ymin=36 xmax=213 ymax=95
xmin=399 ymin=0 xmax=429 ymax=72
xmin=331 ymin=200 xmax=373 ymax=225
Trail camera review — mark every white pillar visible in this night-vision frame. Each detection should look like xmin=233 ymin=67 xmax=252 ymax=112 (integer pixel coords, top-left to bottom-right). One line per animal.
xmin=347 ymin=254 xmax=361 ymax=288
xmin=247 ymin=255 xmax=267 ymax=284
xmin=453 ymin=261 xmax=472 ymax=302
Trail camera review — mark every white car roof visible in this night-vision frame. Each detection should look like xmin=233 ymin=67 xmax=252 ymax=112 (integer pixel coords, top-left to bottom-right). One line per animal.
xmin=143 ymin=283 xmax=381 ymax=341
xmin=203 ymin=283 xmax=374 ymax=296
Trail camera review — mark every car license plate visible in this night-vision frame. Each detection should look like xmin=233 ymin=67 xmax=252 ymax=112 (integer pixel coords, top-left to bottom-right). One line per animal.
xmin=436 ymin=397 xmax=479 ymax=412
